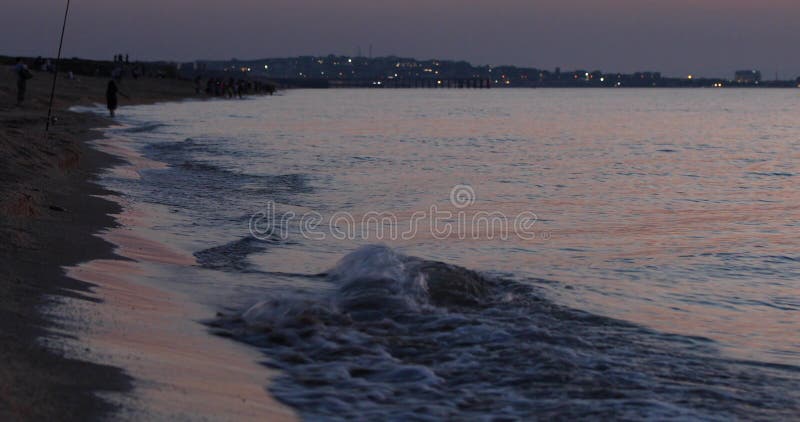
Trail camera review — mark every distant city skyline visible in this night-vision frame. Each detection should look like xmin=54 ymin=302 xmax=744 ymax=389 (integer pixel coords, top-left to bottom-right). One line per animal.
xmin=2 ymin=0 xmax=800 ymax=78
xmin=183 ymin=56 xmax=797 ymax=89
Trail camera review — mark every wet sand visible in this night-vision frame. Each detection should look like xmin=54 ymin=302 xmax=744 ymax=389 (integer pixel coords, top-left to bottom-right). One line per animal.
xmin=0 ymin=66 xmax=293 ymax=420
xmin=48 ymin=137 xmax=295 ymax=420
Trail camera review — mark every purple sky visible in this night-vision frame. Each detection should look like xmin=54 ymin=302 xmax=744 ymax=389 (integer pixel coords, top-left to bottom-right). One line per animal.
xmin=3 ymin=0 xmax=799 ymax=78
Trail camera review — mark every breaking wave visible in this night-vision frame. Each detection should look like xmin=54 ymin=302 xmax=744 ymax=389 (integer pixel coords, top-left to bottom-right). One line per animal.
xmin=212 ymin=245 xmax=800 ymax=420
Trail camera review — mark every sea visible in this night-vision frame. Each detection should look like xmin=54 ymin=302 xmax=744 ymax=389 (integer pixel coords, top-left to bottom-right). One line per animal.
xmin=86 ymin=89 xmax=799 ymax=419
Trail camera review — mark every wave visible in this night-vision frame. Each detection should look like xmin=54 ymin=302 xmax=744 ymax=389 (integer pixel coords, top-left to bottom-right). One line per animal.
xmin=178 ymin=160 xmax=229 ymax=173
xmin=195 ymin=236 xmax=275 ymax=272
xmin=144 ymin=138 xmax=215 ymax=159
xmin=121 ymin=122 xmax=169 ymax=133
xmin=174 ymin=161 xmax=311 ymax=195
xmin=212 ymin=245 xmax=800 ymax=420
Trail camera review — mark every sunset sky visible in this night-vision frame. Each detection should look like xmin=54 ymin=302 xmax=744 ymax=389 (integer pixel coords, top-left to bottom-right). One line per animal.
xmin=2 ymin=0 xmax=799 ymax=78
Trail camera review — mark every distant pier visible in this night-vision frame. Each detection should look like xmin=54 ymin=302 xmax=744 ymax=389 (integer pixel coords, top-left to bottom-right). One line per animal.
xmin=265 ymin=78 xmax=492 ymax=89
xmin=331 ymin=78 xmax=492 ymax=88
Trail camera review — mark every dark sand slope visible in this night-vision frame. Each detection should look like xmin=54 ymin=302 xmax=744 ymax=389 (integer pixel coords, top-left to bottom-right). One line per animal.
xmin=0 ymin=66 xmax=197 ymax=420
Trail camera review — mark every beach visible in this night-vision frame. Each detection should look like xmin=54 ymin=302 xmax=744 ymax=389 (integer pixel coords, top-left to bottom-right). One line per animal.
xmin=2 ymin=68 xmax=799 ymax=420
xmin=5 ymin=0 xmax=800 ymax=418
xmin=0 ymin=67 xmax=292 ymax=420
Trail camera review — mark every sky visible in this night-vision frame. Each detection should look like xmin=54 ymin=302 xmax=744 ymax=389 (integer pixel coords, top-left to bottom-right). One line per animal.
xmin=2 ymin=0 xmax=800 ymax=78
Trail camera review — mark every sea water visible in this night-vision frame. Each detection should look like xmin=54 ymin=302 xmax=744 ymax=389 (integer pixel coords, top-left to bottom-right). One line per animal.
xmin=97 ymin=89 xmax=799 ymax=419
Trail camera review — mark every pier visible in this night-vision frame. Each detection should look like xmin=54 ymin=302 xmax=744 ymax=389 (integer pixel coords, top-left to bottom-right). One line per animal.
xmin=312 ymin=78 xmax=492 ymax=89
xmin=265 ymin=78 xmax=492 ymax=89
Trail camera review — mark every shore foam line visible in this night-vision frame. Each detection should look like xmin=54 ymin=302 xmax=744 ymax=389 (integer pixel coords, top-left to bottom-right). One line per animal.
xmin=44 ymin=130 xmax=296 ymax=420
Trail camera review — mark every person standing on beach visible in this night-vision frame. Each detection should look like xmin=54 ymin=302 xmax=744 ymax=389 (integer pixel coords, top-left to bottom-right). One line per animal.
xmin=14 ymin=58 xmax=32 ymax=106
xmin=106 ymin=79 xmax=128 ymax=117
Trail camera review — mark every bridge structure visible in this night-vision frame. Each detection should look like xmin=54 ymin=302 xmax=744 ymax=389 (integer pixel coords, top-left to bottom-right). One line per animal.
xmin=331 ymin=78 xmax=492 ymax=88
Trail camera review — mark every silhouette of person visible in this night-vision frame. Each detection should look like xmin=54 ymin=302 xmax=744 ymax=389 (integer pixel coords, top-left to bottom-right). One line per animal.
xmin=14 ymin=58 xmax=31 ymax=106
xmin=106 ymin=80 xmax=128 ymax=117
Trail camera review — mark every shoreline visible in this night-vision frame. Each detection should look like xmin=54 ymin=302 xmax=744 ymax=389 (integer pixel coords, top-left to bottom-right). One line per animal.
xmin=48 ymin=130 xmax=295 ymax=420
xmin=0 ymin=116 xmax=131 ymax=419
xmin=0 ymin=67 xmax=287 ymax=419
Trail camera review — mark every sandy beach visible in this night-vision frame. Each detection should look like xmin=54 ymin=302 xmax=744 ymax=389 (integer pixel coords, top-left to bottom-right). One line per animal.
xmin=3 ymin=56 xmax=799 ymax=420
xmin=0 ymin=66 xmax=292 ymax=420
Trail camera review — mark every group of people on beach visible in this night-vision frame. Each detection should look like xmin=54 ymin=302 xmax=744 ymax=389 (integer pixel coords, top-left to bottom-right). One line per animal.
xmin=11 ymin=57 xmax=275 ymax=116
xmin=13 ymin=56 xmax=127 ymax=116
xmin=111 ymin=54 xmax=148 ymax=80
xmin=113 ymin=53 xmax=130 ymax=64
xmin=198 ymin=76 xmax=275 ymax=98
xmin=32 ymin=56 xmax=55 ymax=73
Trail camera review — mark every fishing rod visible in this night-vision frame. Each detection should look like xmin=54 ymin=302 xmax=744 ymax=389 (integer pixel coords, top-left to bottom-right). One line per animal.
xmin=46 ymin=0 xmax=71 ymax=132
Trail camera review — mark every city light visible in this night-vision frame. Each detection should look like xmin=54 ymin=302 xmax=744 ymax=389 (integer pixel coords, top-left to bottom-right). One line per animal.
xmin=199 ymin=56 xmax=790 ymax=88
